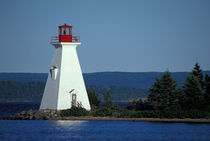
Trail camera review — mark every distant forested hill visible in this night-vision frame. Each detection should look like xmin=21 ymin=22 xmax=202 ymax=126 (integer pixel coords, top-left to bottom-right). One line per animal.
xmin=0 ymin=73 xmax=47 ymax=82
xmin=0 ymin=71 xmax=210 ymax=102
xmin=0 ymin=81 xmax=44 ymax=102
xmin=0 ymin=81 xmax=148 ymax=102
xmin=0 ymin=71 xmax=210 ymax=89
xmin=88 ymin=85 xmax=148 ymax=102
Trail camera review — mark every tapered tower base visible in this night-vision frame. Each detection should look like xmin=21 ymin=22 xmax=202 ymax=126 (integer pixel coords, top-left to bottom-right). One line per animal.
xmin=40 ymin=42 xmax=91 ymax=110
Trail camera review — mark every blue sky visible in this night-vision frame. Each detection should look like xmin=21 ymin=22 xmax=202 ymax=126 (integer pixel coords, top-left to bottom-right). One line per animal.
xmin=0 ymin=0 xmax=209 ymax=73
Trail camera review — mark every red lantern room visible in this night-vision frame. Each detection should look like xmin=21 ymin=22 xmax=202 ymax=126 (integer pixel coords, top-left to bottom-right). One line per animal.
xmin=51 ymin=24 xmax=80 ymax=43
xmin=59 ymin=24 xmax=72 ymax=42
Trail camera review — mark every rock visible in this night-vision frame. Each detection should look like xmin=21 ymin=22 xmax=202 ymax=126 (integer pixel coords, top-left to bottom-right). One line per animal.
xmin=3 ymin=109 xmax=61 ymax=120
xmin=20 ymin=111 xmax=26 ymax=115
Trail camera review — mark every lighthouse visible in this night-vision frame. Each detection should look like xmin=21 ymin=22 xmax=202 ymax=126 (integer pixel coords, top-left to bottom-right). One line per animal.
xmin=40 ymin=24 xmax=91 ymax=110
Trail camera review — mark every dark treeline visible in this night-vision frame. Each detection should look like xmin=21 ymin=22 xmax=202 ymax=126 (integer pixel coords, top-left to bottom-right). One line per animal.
xmin=145 ymin=62 xmax=210 ymax=111
xmin=1 ymin=62 xmax=210 ymax=118
xmin=88 ymin=85 xmax=148 ymax=101
xmin=65 ymin=62 xmax=210 ymax=119
xmin=1 ymin=71 xmax=210 ymax=89
xmin=0 ymin=81 xmax=44 ymax=102
xmin=0 ymin=82 xmax=147 ymax=102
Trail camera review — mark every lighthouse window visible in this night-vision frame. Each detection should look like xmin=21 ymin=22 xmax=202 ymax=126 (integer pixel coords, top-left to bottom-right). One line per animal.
xmin=62 ymin=28 xmax=66 ymax=35
xmin=50 ymin=66 xmax=58 ymax=80
xmin=72 ymin=94 xmax=76 ymax=101
xmin=66 ymin=28 xmax=70 ymax=35
xmin=72 ymin=94 xmax=77 ymax=107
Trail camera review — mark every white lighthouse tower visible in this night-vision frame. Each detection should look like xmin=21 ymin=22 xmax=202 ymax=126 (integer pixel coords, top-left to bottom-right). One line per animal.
xmin=40 ymin=24 xmax=91 ymax=110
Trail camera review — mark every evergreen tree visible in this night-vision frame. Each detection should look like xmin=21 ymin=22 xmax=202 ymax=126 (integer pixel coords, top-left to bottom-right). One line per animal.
xmin=204 ymin=74 xmax=210 ymax=107
xmin=147 ymin=70 xmax=178 ymax=110
xmin=176 ymin=88 xmax=185 ymax=109
xmin=87 ymin=88 xmax=100 ymax=109
xmin=183 ymin=75 xmax=204 ymax=110
xmin=147 ymin=77 xmax=161 ymax=110
xmin=191 ymin=62 xmax=204 ymax=89
xmin=126 ymin=99 xmax=144 ymax=111
xmin=103 ymin=90 xmax=113 ymax=107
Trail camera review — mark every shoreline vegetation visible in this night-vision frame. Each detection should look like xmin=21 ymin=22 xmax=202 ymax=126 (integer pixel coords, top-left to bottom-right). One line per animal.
xmin=1 ymin=109 xmax=210 ymax=123
xmin=55 ymin=117 xmax=210 ymax=123
xmin=1 ymin=62 xmax=210 ymax=122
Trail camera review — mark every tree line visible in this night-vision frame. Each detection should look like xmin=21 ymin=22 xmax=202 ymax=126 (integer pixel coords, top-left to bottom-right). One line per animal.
xmin=0 ymin=81 xmax=44 ymax=102
xmin=0 ymin=82 xmax=147 ymax=102
xmin=82 ymin=62 xmax=210 ymax=118
xmin=146 ymin=62 xmax=210 ymax=111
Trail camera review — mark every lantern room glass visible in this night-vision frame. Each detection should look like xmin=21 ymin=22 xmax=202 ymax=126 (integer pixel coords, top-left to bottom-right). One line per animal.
xmin=60 ymin=28 xmax=71 ymax=35
xmin=66 ymin=28 xmax=69 ymax=35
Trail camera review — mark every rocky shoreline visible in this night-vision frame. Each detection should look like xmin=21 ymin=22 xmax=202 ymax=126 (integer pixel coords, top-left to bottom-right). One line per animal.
xmin=1 ymin=110 xmax=210 ymax=123
xmin=1 ymin=109 xmax=62 ymax=120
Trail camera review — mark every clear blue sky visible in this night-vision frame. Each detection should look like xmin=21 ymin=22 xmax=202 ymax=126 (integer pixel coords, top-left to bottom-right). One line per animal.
xmin=0 ymin=0 xmax=209 ymax=73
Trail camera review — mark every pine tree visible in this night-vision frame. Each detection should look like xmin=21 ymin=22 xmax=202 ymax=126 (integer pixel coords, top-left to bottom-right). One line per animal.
xmin=183 ymin=75 xmax=204 ymax=110
xmin=126 ymin=99 xmax=144 ymax=111
xmin=192 ymin=62 xmax=204 ymax=89
xmin=147 ymin=77 xmax=161 ymax=110
xmin=204 ymin=74 xmax=210 ymax=106
xmin=176 ymin=88 xmax=185 ymax=109
xmin=103 ymin=90 xmax=113 ymax=107
xmin=147 ymin=70 xmax=178 ymax=110
xmin=87 ymin=88 xmax=100 ymax=109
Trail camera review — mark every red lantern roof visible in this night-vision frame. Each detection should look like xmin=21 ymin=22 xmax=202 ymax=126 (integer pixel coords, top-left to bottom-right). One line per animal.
xmin=59 ymin=24 xmax=72 ymax=28
xmin=51 ymin=24 xmax=80 ymax=43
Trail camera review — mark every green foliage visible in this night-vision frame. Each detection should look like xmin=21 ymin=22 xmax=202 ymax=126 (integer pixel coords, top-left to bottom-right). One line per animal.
xmin=126 ymin=99 xmax=144 ymax=111
xmin=161 ymin=105 xmax=182 ymax=118
xmin=1 ymin=63 xmax=210 ymax=119
xmin=180 ymin=62 xmax=208 ymax=110
xmin=88 ymin=85 xmax=149 ymax=102
xmin=160 ymin=108 xmax=210 ymax=119
xmin=129 ymin=111 xmax=161 ymax=118
xmin=184 ymin=110 xmax=210 ymax=119
xmin=205 ymin=74 xmax=210 ymax=106
xmin=93 ymin=105 xmax=210 ymax=119
xmin=60 ymin=106 xmax=89 ymax=117
xmin=205 ymin=74 xmax=210 ymax=94
xmin=59 ymin=102 xmax=210 ymax=118
xmin=94 ymin=105 xmax=123 ymax=117
xmin=87 ymin=88 xmax=100 ymax=109
xmin=93 ymin=105 xmax=209 ymax=119
xmin=103 ymin=90 xmax=113 ymax=107
xmin=176 ymin=88 xmax=186 ymax=109
xmin=183 ymin=75 xmax=204 ymax=110
xmin=192 ymin=62 xmax=204 ymax=89
xmin=147 ymin=70 xmax=178 ymax=110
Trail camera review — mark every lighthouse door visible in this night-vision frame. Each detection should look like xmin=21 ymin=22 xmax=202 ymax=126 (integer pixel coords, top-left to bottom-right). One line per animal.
xmin=72 ymin=94 xmax=77 ymax=107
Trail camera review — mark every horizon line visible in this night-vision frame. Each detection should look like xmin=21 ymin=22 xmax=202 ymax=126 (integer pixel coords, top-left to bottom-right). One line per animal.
xmin=0 ymin=70 xmax=210 ymax=74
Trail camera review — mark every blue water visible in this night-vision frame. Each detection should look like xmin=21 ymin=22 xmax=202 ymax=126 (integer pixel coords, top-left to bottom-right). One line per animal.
xmin=0 ymin=103 xmax=210 ymax=140
xmin=0 ymin=102 xmax=40 ymax=117
xmin=0 ymin=120 xmax=210 ymax=140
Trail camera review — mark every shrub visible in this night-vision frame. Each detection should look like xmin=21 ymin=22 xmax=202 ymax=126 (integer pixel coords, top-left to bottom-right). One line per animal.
xmin=87 ymin=88 xmax=100 ymax=108
xmin=60 ymin=106 xmax=89 ymax=117
xmin=93 ymin=105 xmax=131 ymax=117
xmin=161 ymin=105 xmax=181 ymax=118
xmin=93 ymin=107 xmax=113 ymax=117
xmin=126 ymin=99 xmax=144 ymax=111
xmin=185 ymin=110 xmax=210 ymax=119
